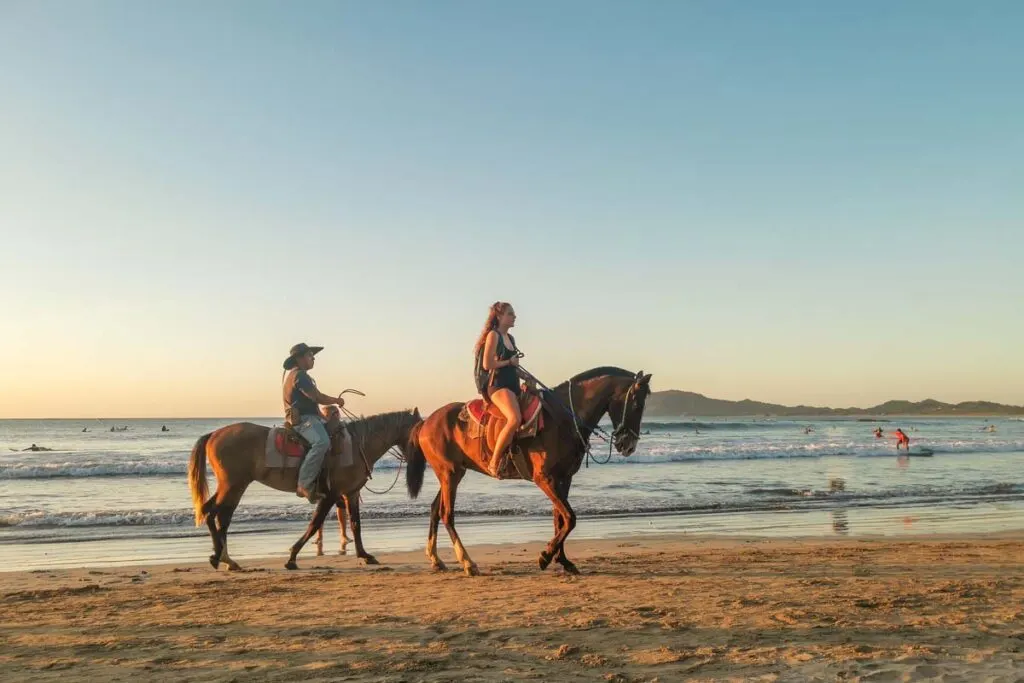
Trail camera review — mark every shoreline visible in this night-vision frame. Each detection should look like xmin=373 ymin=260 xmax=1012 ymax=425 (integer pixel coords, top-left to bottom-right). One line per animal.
xmin=5 ymin=498 xmax=1024 ymax=573
xmin=2 ymin=532 xmax=1022 ymax=681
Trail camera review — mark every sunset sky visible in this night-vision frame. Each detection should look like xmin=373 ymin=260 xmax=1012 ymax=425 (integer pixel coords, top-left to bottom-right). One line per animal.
xmin=2 ymin=1 xmax=1022 ymax=418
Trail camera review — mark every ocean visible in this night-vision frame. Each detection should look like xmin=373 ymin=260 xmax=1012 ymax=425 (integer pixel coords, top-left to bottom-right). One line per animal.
xmin=2 ymin=416 xmax=1022 ymax=571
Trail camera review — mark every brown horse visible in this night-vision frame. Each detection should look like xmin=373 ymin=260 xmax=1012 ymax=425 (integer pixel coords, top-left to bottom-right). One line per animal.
xmin=188 ymin=409 xmax=420 ymax=570
xmin=405 ymin=367 xmax=652 ymax=575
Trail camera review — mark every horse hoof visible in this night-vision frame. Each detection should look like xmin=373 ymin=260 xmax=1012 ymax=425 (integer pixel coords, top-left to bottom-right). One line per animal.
xmin=538 ymin=552 xmax=552 ymax=571
xmin=464 ymin=564 xmax=480 ymax=577
xmin=431 ymin=561 xmax=448 ymax=572
xmin=226 ymin=561 xmax=243 ymax=572
xmin=284 ymin=561 xmax=298 ymax=571
xmin=359 ymin=555 xmax=379 ymax=566
xmin=209 ymin=554 xmax=220 ymax=569
xmin=561 ymin=562 xmax=581 ymax=576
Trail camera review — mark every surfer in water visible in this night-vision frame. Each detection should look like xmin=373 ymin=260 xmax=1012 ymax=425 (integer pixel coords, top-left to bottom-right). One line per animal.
xmin=895 ymin=428 xmax=911 ymax=451
xmin=874 ymin=427 xmax=883 ymax=438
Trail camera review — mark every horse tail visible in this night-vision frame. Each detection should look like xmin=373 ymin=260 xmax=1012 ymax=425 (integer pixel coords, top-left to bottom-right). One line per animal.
xmin=188 ymin=432 xmax=213 ymax=527
xmin=405 ymin=421 xmax=427 ymax=499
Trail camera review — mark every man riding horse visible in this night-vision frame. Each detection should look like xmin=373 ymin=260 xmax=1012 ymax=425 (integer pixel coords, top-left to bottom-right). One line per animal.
xmin=282 ymin=342 xmax=348 ymax=502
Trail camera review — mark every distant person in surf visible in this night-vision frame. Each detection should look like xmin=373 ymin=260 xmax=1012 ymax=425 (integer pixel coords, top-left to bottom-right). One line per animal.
xmin=22 ymin=444 xmax=53 ymax=452
xmin=161 ymin=425 xmax=169 ymax=432
xmin=874 ymin=427 xmax=884 ymax=438
xmin=895 ymin=428 xmax=911 ymax=451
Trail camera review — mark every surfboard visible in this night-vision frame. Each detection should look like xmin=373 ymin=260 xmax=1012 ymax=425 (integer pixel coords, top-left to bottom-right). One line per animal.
xmin=906 ymin=448 xmax=934 ymax=457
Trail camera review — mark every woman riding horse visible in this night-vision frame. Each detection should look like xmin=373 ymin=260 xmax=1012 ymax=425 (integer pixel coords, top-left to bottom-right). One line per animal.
xmin=474 ymin=301 xmax=524 ymax=478
xmin=407 ymin=363 xmax=652 ymax=575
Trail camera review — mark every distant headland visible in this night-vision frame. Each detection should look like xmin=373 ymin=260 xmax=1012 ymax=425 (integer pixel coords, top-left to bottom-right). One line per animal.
xmin=646 ymin=390 xmax=1024 ymax=417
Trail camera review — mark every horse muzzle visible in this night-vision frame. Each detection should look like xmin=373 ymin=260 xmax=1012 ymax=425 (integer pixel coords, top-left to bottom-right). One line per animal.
xmin=614 ymin=432 xmax=639 ymax=457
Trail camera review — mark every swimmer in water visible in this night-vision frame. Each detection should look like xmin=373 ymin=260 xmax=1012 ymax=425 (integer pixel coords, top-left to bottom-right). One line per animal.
xmin=874 ymin=427 xmax=883 ymax=438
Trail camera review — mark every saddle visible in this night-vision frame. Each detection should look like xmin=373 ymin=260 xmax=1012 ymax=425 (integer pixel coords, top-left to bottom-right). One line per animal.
xmin=459 ymin=390 xmax=545 ymax=476
xmin=265 ymin=416 xmax=352 ymax=470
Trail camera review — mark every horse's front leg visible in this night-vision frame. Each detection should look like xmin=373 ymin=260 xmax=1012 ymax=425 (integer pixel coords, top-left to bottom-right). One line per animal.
xmin=345 ymin=493 xmax=377 ymax=565
xmin=534 ymin=475 xmax=579 ymax=575
xmin=285 ymin=497 xmax=336 ymax=570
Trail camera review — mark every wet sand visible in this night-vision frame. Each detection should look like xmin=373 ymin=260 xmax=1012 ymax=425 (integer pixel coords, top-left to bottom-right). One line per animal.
xmin=1 ymin=533 xmax=1022 ymax=681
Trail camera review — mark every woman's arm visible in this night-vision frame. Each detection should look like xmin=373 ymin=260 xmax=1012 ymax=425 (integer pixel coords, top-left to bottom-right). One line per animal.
xmin=482 ymin=330 xmax=511 ymax=372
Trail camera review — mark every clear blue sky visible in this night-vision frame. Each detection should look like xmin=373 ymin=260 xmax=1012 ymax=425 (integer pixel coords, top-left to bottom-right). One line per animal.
xmin=1 ymin=1 xmax=1022 ymax=417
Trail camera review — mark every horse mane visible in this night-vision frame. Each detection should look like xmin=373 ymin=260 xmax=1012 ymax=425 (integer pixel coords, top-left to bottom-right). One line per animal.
xmin=347 ymin=409 xmax=417 ymax=439
xmin=552 ymin=366 xmax=634 ymax=393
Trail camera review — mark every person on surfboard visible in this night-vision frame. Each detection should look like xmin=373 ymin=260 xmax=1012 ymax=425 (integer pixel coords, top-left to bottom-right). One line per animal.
xmin=895 ymin=428 xmax=911 ymax=451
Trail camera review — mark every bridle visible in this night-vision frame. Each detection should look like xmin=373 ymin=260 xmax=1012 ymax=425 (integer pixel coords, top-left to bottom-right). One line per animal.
xmin=523 ymin=368 xmax=646 ymax=466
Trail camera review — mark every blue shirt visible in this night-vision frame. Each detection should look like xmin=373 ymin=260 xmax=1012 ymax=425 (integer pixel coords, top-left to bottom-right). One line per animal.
xmin=283 ymin=369 xmax=320 ymax=418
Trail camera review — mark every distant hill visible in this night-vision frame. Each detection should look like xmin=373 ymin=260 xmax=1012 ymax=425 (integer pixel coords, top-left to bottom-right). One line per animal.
xmin=646 ymin=390 xmax=1024 ymax=417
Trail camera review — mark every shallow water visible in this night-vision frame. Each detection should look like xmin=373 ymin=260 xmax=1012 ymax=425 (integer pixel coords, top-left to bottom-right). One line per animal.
xmin=1 ymin=416 xmax=1021 ymax=571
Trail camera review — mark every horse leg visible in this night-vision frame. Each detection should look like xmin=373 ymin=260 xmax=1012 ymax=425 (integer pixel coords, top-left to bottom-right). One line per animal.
xmin=202 ymin=496 xmax=221 ymax=569
xmin=439 ymin=468 xmax=477 ymax=576
xmin=344 ymin=493 xmax=377 ymax=565
xmin=286 ymin=496 xmax=337 ymax=570
xmin=534 ymin=476 xmax=578 ymax=574
xmin=314 ymin=511 xmax=326 ymax=557
xmin=550 ymin=477 xmax=579 ymax=574
xmin=339 ymin=496 xmax=351 ymax=545
xmin=215 ymin=506 xmax=241 ymax=571
xmin=214 ymin=484 xmax=249 ymax=571
xmin=425 ymin=491 xmax=446 ymax=571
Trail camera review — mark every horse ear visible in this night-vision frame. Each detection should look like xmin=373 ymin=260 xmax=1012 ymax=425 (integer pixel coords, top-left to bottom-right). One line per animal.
xmin=636 ymin=373 xmax=652 ymax=387
xmin=635 ymin=369 xmax=644 ymax=380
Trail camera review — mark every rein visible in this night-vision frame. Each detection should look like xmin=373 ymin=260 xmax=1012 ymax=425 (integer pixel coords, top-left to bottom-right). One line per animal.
xmin=519 ymin=368 xmax=637 ymax=468
xmin=339 ymin=394 xmax=405 ymax=496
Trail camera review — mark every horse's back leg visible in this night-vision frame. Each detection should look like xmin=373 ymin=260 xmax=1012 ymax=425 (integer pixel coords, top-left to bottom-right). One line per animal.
xmin=439 ymin=468 xmax=477 ymax=576
xmin=339 ymin=497 xmax=350 ymax=545
xmin=213 ymin=483 xmax=249 ymax=571
xmin=202 ymin=496 xmax=221 ymax=568
xmin=425 ymin=491 xmax=446 ymax=571
xmin=286 ymin=496 xmax=337 ymax=570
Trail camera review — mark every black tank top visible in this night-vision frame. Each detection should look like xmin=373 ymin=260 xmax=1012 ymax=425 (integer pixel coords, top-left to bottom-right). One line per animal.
xmin=492 ymin=333 xmax=519 ymax=388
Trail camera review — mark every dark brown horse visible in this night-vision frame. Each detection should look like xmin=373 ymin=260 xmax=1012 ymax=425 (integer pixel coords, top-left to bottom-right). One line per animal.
xmin=405 ymin=367 xmax=652 ymax=575
xmin=188 ymin=409 xmax=420 ymax=570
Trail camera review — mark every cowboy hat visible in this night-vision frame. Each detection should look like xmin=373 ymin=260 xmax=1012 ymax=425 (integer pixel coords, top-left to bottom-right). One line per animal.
xmin=283 ymin=343 xmax=323 ymax=370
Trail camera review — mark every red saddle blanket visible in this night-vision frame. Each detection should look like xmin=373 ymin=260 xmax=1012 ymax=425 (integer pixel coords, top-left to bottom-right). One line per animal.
xmin=464 ymin=392 xmax=544 ymax=436
xmin=274 ymin=429 xmax=308 ymax=458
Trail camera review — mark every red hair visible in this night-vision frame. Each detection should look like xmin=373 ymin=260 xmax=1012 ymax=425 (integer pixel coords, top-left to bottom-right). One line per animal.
xmin=474 ymin=301 xmax=511 ymax=354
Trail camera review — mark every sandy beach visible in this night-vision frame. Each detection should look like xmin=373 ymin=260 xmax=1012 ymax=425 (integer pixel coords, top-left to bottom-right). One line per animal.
xmin=1 ymin=533 xmax=1021 ymax=682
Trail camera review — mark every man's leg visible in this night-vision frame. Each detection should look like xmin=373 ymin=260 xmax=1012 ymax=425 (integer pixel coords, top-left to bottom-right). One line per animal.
xmin=296 ymin=416 xmax=330 ymax=501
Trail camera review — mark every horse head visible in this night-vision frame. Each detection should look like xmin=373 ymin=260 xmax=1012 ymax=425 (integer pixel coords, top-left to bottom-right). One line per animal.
xmin=607 ymin=370 xmax=653 ymax=456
